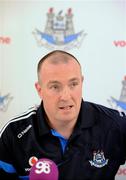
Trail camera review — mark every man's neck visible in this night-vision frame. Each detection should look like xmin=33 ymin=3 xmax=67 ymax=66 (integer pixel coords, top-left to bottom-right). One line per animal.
xmin=54 ymin=124 xmax=74 ymax=139
xmin=49 ymin=120 xmax=76 ymax=139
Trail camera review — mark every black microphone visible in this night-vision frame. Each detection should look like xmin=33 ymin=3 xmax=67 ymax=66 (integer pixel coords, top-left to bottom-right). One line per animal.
xmin=29 ymin=158 xmax=59 ymax=180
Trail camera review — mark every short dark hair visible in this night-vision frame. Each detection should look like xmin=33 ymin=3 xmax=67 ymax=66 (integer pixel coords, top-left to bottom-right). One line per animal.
xmin=37 ymin=50 xmax=80 ymax=74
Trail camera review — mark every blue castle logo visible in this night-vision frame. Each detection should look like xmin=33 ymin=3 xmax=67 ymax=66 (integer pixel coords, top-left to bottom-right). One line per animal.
xmin=0 ymin=93 xmax=13 ymax=112
xmin=33 ymin=8 xmax=87 ymax=50
xmin=108 ymin=76 xmax=126 ymax=114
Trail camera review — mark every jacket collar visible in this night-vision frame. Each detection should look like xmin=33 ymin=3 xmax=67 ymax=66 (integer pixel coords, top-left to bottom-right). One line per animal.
xmin=37 ymin=102 xmax=51 ymax=136
xmin=36 ymin=100 xmax=96 ymax=137
xmin=79 ymin=100 xmax=97 ymax=129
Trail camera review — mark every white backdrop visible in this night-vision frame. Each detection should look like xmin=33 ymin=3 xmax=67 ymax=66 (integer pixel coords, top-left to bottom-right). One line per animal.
xmin=0 ymin=0 xmax=126 ymax=179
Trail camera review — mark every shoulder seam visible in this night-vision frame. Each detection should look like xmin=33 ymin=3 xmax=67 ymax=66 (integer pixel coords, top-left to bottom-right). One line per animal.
xmin=0 ymin=107 xmax=37 ymax=137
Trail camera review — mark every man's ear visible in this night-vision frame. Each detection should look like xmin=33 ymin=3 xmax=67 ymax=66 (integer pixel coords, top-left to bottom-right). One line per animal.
xmin=82 ymin=75 xmax=84 ymax=82
xmin=35 ymin=82 xmax=42 ymax=98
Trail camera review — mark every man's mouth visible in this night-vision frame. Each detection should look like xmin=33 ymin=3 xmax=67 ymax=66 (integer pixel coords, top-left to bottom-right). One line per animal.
xmin=59 ymin=105 xmax=73 ymax=110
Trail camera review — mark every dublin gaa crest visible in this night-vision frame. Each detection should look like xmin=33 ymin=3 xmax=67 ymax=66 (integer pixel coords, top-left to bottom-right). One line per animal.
xmin=89 ymin=150 xmax=108 ymax=168
xmin=108 ymin=76 xmax=126 ymax=114
xmin=33 ymin=8 xmax=87 ymax=50
xmin=0 ymin=92 xmax=13 ymax=112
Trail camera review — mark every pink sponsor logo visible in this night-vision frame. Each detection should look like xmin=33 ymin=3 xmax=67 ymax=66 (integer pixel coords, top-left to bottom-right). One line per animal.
xmin=113 ymin=40 xmax=126 ymax=47
xmin=0 ymin=36 xmax=11 ymax=44
xmin=117 ymin=167 xmax=126 ymax=176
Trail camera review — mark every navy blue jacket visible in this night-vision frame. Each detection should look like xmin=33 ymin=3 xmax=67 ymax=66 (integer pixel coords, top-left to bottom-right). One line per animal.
xmin=0 ymin=100 xmax=126 ymax=180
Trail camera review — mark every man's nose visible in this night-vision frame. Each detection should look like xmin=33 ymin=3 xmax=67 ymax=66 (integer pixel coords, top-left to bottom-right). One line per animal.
xmin=60 ymin=87 xmax=71 ymax=100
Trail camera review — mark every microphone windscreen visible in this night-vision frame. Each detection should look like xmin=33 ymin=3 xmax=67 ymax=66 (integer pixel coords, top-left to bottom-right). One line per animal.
xmin=29 ymin=158 xmax=59 ymax=180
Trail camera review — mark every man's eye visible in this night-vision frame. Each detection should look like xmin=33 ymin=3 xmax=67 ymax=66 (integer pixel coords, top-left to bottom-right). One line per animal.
xmin=70 ymin=82 xmax=78 ymax=87
xmin=50 ymin=85 xmax=60 ymax=90
xmin=53 ymin=85 xmax=59 ymax=89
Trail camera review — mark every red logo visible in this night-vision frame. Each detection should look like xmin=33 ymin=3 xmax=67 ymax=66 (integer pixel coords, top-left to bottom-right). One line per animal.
xmin=0 ymin=36 xmax=11 ymax=44
xmin=113 ymin=40 xmax=126 ymax=47
xmin=29 ymin=156 xmax=38 ymax=167
xmin=117 ymin=167 xmax=126 ymax=176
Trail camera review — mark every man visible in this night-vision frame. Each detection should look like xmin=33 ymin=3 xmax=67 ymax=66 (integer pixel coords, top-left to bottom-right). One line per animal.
xmin=0 ymin=50 xmax=126 ymax=180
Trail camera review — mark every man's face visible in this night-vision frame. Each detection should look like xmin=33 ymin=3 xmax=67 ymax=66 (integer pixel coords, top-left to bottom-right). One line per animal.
xmin=35 ymin=57 xmax=83 ymax=125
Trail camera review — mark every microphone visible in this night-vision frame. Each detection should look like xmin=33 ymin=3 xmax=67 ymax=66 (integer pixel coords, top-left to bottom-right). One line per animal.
xmin=29 ymin=158 xmax=59 ymax=180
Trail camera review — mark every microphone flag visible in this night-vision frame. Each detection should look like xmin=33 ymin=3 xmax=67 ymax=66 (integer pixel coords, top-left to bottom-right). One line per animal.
xmin=29 ymin=158 xmax=59 ymax=180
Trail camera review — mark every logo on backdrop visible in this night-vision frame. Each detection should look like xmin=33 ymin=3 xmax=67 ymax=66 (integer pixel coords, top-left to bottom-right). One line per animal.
xmin=108 ymin=76 xmax=126 ymax=114
xmin=117 ymin=167 xmax=126 ymax=176
xmin=33 ymin=8 xmax=87 ymax=51
xmin=113 ymin=40 xmax=126 ymax=47
xmin=0 ymin=36 xmax=11 ymax=45
xmin=0 ymin=92 xmax=13 ymax=112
